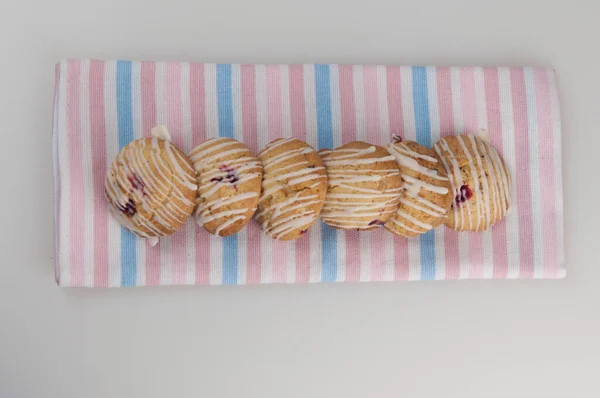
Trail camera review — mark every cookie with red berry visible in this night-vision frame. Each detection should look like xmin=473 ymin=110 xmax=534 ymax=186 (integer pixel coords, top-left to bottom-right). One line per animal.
xmin=256 ymin=138 xmax=327 ymax=240
xmin=433 ymin=134 xmax=511 ymax=232
xmin=384 ymin=137 xmax=453 ymax=237
xmin=105 ymin=126 xmax=197 ymax=245
xmin=320 ymin=141 xmax=403 ymax=231
xmin=190 ymin=138 xmax=263 ymax=237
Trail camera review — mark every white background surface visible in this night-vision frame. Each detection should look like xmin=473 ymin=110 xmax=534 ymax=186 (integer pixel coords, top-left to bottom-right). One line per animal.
xmin=1 ymin=0 xmax=598 ymax=396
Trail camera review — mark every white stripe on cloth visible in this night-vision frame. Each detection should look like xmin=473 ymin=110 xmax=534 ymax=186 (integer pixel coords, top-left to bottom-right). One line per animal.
xmin=278 ymin=66 xmax=297 ymax=284
xmin=181 ymin=62 xmax=197 ymax=285
xmin=57 ymin=61 xmax=71 ymax=286
xmin=255 ymin=64 xmax=273 ymax=284
xmin=155 ymin=61 xmax=172 ymax=286
xmin=302 ymin=64 xmax=323 ymax=283
xmin=450 ymin=67 xmax=471 ymax=280
xmin=473 ymin=67 xmax=495 ymax=279
xmin=131 ymin=60 xmax=146 ymax=287
xmin=524 ymin=67 xmax=544 ymax=278
xmin=547 ymin=70 xmax=566 ymax=277
xmin=79 ymin=60 xmax=95 ymax=287
xmin=377 ymin=65 xmax=395 ymax=282
xmin=426 ymin=66 xmax=447 ymax=280
xmin=353 ymin=65 xmax=367 ymax=143
xmin=498 ymin=67 xmax=521 ymax=279
xmin=203 ymin=64 xmax=223 ymax=285
xmin=329 ymin=64 xmax=345 ymax=282
xmin=400 ymin=67 xmax=421 ymax=281
xmin=104 ymin=61 xmax=122 ymax=288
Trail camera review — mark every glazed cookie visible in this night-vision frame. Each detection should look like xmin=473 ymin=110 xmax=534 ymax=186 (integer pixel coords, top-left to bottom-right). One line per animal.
xmin=189 ymin=138 xmax=263 ymax=236
xmin=105 ymin=126 xmax=197 ymax=245
xmin=256 ymin=138 xmax=327 ymax=240
xmin=434 ymin=134 xmax=511 ymax=232
xmin=384 ymin=137 xmax=453 ymax=237
xmin=320 ymin=141 xmax=403 ymax=230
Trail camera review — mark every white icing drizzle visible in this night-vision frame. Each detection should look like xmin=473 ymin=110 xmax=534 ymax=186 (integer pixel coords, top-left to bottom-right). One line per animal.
xmin=402 ymin=175 xmax=449 ymax=195
xmin=263 ymin=147 xmax=315 ymax=169
xmin=323 ymin=155 xmax=397 ymax=167
xmin=478 ymin=128 xmax=490 ymax=143
xmin=395 ymin=209 xmax=432 ymax=230
xmin=215 ymin=216 xmax=247 ymax=236
xmin=393 ymin=143 xmax=439 ymax=163
xmin=201 ymin=191 xmax=259 ymax=213
xmin=321 ymin=143 xmax=402 ymax=230
xmin=151 ymin=125 xmax=172 ymax=141
xmin=387 ymin=143 xmax=448 ymax=181
xmin=433 ymin=135 xmax=511 ymax=231
xmin=259 ymin=137 xmax=296 ymax=155
xmin=434 ymin=140 xmax=461 ymax=228
xmin=481 ymin=138 xmax=512 ymax=214
xmin=289 ymin=174 xmax=327 ymax=186
xmin=190 ymin=138 xmax=263 ymax=236
xmin=388 ymin=217 xmax=422 ymax=234
xmin=383 ymin=142 xmax=451 ymax=235
xmin=326 ymin=192 xmax=401 ymax=199
xmin=256 ymin=139 xmax=326 ymax=240
xmin=147 ymin=237 xmax=159 ymax=247
xmin=105 ymin=132 xmax=197 ymax=242
xmin=456 ymin=135 xmax=482 ymax=230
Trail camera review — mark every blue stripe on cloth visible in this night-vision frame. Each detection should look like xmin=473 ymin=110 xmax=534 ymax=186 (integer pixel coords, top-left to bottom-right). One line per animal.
xmin=315 ymin=64 xmax=334 ymax=150
xmin=412 ymin=66 xmax=436 ymax=280
xmin=116 ymin=60 xmax=137 ymax=287
xmin=216 ymin=64 xmax=238 ymax=284
xmin=314 ymin=64 xmax=337 ymax=282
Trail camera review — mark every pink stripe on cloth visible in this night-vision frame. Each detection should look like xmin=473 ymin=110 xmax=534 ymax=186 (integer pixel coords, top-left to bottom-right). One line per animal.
xmin=289 ymin=64 xmax=311 ymax=283
xmin=533 ymin=69 xmax=560 ymax=278
xmin=53 ymin=64 xmax=62 ymax=284
xmin=436 ymin=67 xmax=461 ymax=280
xmin=166 ymin=62 xmax=187 ymax=285
xmin=364 ymin=67 xmax=381 ymax=145
xmin=386 ymin=67 xmax=409 ymax=281
xmin=190 ymin=62 xmax=210 ymax=285
xmin=67 ymin=60 xmax=85 ymax=287
xmin=338 ymin=65 xmax=361 ymax=282
xmin=363 ymin=66 xmax=386 ymax=281
xmin=483 ymin=68 xmax=509 ymax=279
xmin=339 ymin=65 xmax=357 ymax=143
xmin=386 ymin=66 xmax=403 ymax=136
xmin=290 ymin=65 xmax=307 ymax=141
xmin=460 ymin=67 xmax=484 ymax=279
xmin=89 ymin=60 xmax=109 ymax=288
xmin=240 ymin=64 xmax=262 ymax=284
xmin=510 ymin=68 xmax=535 ymax=278
xmin=266 ymin=65 xmax=288 ymax=284
xmin=140 ymin=61 xmax=161 ymax=286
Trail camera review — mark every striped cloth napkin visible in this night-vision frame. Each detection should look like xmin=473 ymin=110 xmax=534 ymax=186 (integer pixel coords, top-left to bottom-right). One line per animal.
xmin=52 ymin=60 xmax=565 ymax=287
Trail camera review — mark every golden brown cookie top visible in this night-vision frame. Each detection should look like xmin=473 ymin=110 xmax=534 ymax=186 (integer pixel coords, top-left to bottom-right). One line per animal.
xmin=190 ymin=138 xmax=263 ymax=237
xmin=256 ymin=138 xmax=328 ymax=240
xmin=104 ymin=131 xmax=197 ymax=244
xmin=434 ymin=134 xmax=511 ymax=232
xmin=320 ymin=141 xmax=403 ymax=230
xmin=384 ymin=139 xmax=452 ymax=237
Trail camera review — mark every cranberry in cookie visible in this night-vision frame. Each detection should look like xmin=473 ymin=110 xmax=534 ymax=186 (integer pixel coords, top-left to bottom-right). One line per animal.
xmin=104 ymin=126 xmax=197 ymax=245
xmin=384 ymin=138 xmax=453 ymax=237
xmin=320 ymin=141 xmax=403 ymax=231
xmin=434 ymin=134 xmax=511 ymax=232
xmin=190 ymin=138 xmax=263 ymax=237
xmin=256 ymin=138 xmax=327 ymax=240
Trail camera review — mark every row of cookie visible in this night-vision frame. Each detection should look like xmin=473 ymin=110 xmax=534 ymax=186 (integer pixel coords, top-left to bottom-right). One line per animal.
xmin=104 ymin=126 xmax=511 ymax=246
xmin=319 ymin=135 xmax=510 ymax=236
